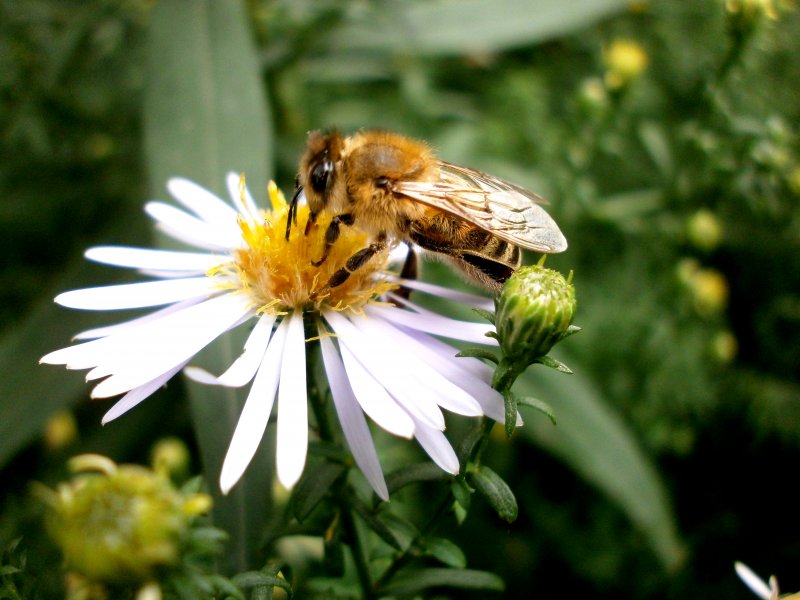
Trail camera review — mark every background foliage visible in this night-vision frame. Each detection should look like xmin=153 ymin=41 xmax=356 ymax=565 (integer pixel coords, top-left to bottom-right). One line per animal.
xmin=1 ymin=0 xmax=799 ymax=597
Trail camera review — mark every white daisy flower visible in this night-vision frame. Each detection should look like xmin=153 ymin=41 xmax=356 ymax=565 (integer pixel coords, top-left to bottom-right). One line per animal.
xmin=41 ymin=175 xmax=510 ymax=500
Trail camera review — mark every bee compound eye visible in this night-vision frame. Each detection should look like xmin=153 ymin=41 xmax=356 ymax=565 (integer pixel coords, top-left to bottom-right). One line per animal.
xmin=310 ymin=159 xmax=334 ymax=193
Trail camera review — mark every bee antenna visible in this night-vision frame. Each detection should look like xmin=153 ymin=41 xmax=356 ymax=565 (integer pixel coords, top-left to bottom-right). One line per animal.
xmin=286 ymin=185 xmax=303 ymax=241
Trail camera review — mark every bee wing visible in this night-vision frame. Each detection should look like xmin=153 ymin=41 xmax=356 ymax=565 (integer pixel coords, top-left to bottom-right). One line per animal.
xmin=395 ymin=161 xmax=567 ymax=253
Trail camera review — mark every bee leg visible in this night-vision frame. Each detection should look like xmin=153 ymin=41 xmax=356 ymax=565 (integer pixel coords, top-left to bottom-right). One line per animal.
xmin=312 ymin=213 xmax=355 ymax=266
xmin=325 ymin=234 xmax=387 ymax=288
xmin=304 ymin=210 xmax=318 ymax=235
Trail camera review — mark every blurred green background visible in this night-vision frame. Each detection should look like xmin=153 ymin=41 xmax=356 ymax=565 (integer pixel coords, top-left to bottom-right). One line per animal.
xmin=1 ymin=0 xmax=799 ymax=597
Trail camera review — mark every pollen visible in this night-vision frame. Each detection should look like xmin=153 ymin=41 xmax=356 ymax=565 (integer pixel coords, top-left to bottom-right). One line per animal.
xmin=213 ymin=181 xmax=394 ymax=314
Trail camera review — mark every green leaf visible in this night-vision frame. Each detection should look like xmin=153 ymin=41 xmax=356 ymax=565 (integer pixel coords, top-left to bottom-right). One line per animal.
xmin=503 ymin=389 xmax=518 ymax=438
xmin=385 ymin=462 xmax=450 ymax=494
xmin=560 ymin=324 xmax=583 ymax=341
xmin=535 ymin=355 xmax=574 ymax=374
xmin=206 ymin=575 xmax=244 ymax=599
xmin=451 ymin=478 xmax=472 ymax=512
xmin=471 ymin=306 xmax=496 ymax=324
xmin=421 ymin=537 xmax=467 ymax=568
xmin=456 ymin=347 xmax=499 ymax=364
xmin=515 ymin=351 xmax=685 ymax=570
xmin=468 ymin=465 xmax=518 ymax=523
xmin=232 ymin=571 xmax=292 ymax=597
xmin=330 ymin=0 xmax=632 ymax=56
xmin=143 ymin=0 xmax=273 ymax=199
xmin=143 ymin=0 xmax=274 ymax=574
xmin=380 ymin=568 xmax=505 ymax=596
xmin=0 ymin=245 xmax=143 ymax=468
xmin=350 ymin=498 xmax=404 ymax=551
xmin=376 ymin=510 xmax=420 ymax=551
xmin=639 ymin=121 xmax=675 ymax=177
xmin=292 ymin=461 xmax=346 ymax=522
xmin=516 ymin=395 xmax=558 ymax=425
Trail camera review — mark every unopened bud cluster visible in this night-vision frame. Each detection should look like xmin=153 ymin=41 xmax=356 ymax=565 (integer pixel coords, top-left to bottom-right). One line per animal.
xmin=41 ymin=454 xmax=211 ymax=584
xmin=494 ymin=265 xmax=576 ymax=365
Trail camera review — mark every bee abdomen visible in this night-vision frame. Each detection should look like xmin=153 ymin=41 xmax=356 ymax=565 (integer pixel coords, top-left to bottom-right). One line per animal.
xmin=481 ymin=236 xmax=522 ymax=268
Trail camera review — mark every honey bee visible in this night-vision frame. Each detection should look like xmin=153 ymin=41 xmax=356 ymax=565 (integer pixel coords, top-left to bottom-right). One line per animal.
xmin=287 ymin=130 xmax=567 ymax=291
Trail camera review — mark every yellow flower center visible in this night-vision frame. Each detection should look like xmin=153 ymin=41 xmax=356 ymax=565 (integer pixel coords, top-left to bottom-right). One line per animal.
xmin=211 ymin=180 xmax=395 ymax=314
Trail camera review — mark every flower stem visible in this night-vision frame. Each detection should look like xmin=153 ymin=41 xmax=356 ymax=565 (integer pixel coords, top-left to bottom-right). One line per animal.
xmin=373 ymin=488 xmax=454 ymax=590
xmin=305 ymin=319 xmax=376 ymax=599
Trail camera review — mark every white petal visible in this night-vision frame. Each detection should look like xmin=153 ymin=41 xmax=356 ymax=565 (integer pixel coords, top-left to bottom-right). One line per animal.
xmin=375 ymin=302 xmax=497 ymax=345
xmin=387 ymin=278 xmax=493 ymax=311
xmin=85 ymin=246 xmax=225 ymax=273
xmin=401 ymin=325 xmax=494 ymax=380
xmin=55 ymin=277 xmax=218 ymax=311
xmin=325 ymin=310 xmax=444 ymax=431
xmin=319 ymin=331 xmax=388 ymax=500
xmin=337 ymin=342 xmax=415 ymax=438
xmin=167 ymin=177 xmax=239 ymax=224
xmin=735 ymin=563 xmax=774 ymax=600
xmin=226 ymin=172 xmax=260 ymax=220
xmin=387 ymin=242 xmax=410 ymax=267
xmin=388 ymin=322 xmax=510 ymax=423
xmin=413 ymin=419 xmax=460 ymax=474
xmin=184 ymin=313 xmax=275 ymax=387
xmin=101 ymin=362 xmax=185 ymax=424
xmin=182 ymin=366 xmax=222 ymax=385
xmin=89 ymin=294 xmax=251 ymax=398
xmin=73 ymin=297 xmax=209 ymax=340
xmin=219 ymin=316 xmax=289 ymax=494
xmin=137 ymin=269 xmax=210 ymax=279
xmin=276 ymin=311 xmax=308 ymax=489
xmin=352 ymin=312 xmax=483 ymax=417
xmin=145 ymin=201 xmax=240 ymax=250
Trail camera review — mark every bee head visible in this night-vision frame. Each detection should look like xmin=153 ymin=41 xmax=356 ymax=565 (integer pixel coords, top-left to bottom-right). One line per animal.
xmin=298 ymin=130 xmax=344 ymax=214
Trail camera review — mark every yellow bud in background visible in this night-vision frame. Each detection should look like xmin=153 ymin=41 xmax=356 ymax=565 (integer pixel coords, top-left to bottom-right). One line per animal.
xmin=725 ymin=0 xmax=779 ymax=21
xmin=687 ymin=209 xmax=724 ymax=252
xmin=690 ymin=268 xmax=729 ymax=316
xmin=787 ymin=166 xmax=800 ymax=196
xmin=43 ymin=410 xmax=79 ymax=450
xmin=711 ymin=330 xmax=738 ymax=364
xmin=150 ymin=437 xmax=191 ymax=480
xmin=603 ymin=39 xmax=649 ymax=90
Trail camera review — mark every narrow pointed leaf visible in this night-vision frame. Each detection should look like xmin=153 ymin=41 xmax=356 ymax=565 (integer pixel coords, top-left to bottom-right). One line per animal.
xmin=456 ymin=347 xmax=499 ymax=364
xmin=516 ymin=395 xmax=557 ymax=425
xmin=143 ymin=0 xmax=274 ymax=574
xmin=380 ymin=568 xmax=505 ymax=596
xmin=385 ymin=462 xmax=450 ymax=494
xmin=330 ymin=0 xmax=632 ymax=56
xmin=292 ymin=462 xmax=347 ymax=522
xmin=516 ymin=351 xmax=685 ymax=570
xmin=422 ymin=537 xmax=467 ymax=568
xmin=469 ymin=465 xmax=518 ymax=523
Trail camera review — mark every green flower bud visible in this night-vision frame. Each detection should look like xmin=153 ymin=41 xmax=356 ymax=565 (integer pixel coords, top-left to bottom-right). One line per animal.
xmin=494 ymin=265 xmax=577 ymax=365
xmin=41 ymin=454 xmax=211 ymax=584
